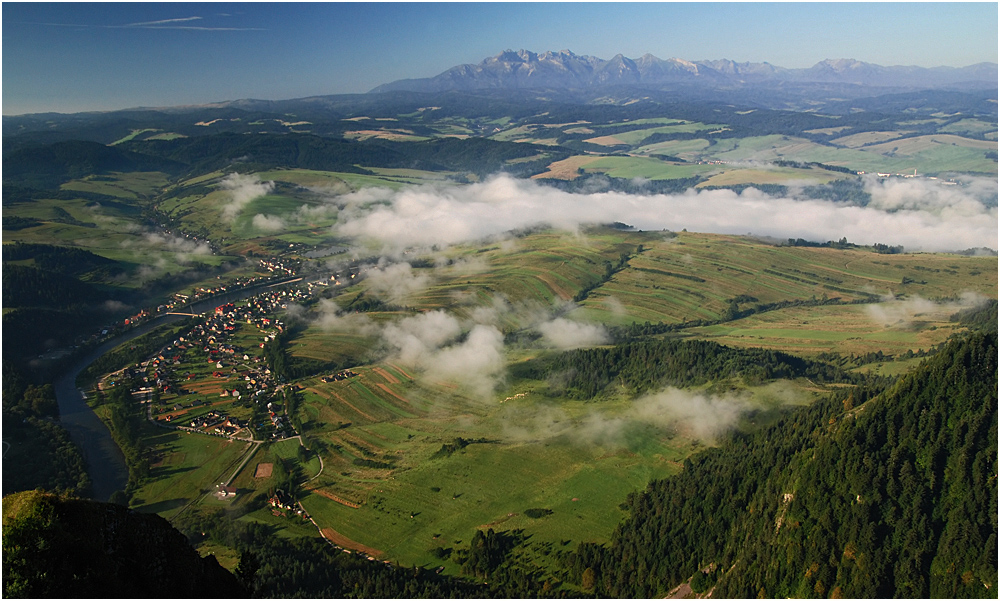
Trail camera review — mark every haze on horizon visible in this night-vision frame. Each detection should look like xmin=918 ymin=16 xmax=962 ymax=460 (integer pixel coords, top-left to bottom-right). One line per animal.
xmin=3 ymin=2 xmax=998 ymax=115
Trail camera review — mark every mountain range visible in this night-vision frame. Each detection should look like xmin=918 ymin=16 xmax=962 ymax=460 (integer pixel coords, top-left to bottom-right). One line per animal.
xmin=370 ymin=49 xmax=998 ymax=93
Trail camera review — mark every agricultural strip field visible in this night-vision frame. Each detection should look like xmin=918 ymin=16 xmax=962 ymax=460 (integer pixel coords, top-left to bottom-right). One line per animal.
xmin=682 ymin=302 xmax=968 ymax=357
xmin=570 ymin=233 xmax=993 ymax=324
xmin=292 ymin=370 xmax=827 ymax=575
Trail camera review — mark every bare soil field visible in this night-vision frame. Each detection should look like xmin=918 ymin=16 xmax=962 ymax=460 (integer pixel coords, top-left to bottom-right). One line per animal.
xmin=320 ymin=527 xmax=383 ymax=557
xmin=531 ymin=155 xmax=602 ymax=180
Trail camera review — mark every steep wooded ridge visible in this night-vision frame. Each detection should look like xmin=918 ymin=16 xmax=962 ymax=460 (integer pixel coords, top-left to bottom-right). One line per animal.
xmin=2 ymin=490 xmax=245 ymax=597
xmin=371 ymin=49 xmax=998 ymax=94
xmin=567 ymin=312 xmax=998 ymax=598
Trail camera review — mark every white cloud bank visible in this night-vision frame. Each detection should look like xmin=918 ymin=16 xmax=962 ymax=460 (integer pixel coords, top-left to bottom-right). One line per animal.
xmin=333 ymin=174 xmax=997 ymax=252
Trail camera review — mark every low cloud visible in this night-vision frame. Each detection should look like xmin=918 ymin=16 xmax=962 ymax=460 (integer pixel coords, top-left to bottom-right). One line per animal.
xmin=220 ymin=173 xmax=274 ymax=222
xmin=331 ymin=174 xmax=996 ymax=253
xmin=140 ymin=232 xmax=212 ymax=256
xmin=537 ymin=317 xmax=609 ymax=350
xmin=313 ymin=299 xmax=377 ymax=335
xmin=866 ymin=291 xmax=989 ymax=328
xmin=364 ymin=261 xmax=433 ymax=305
xmin=252 ymin=213 xmax=288 ymax=233
xmin=381 ymin=311 xmax=505 ymax=397
xmin=100 ymin=299 xmax=132 ymax=313
xmin=500 ymin=387 xmax=756 ymax=446
xmin=422 ymin=324 xmax=506 ymax=397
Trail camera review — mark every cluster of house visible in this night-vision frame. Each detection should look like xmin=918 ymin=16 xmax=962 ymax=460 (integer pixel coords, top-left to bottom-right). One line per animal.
xmin=320 ymin=370 xmax=358 ymax=383
xmin=268 ymin=489 xmax=304 ymax=515
xmin=136 ymin=290 xmax=308 ymax=438
xmin=122 ymin=309 xmax=152 ymax=326
xmin=188 ymin=411 xmax=246 ymax=434
xmin=168 ymin=270 xmax=294 ymax=307
xmin=259 ymin=257 xmax=299 ymax=276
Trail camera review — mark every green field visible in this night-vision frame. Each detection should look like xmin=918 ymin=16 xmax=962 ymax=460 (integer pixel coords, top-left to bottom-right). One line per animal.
xmin=131 ymin=426 xmax=255 ymax=519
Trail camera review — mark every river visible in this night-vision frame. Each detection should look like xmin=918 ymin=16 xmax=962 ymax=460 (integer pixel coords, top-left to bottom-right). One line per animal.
xmin=53 ymin=277 xmax=303 ymax=502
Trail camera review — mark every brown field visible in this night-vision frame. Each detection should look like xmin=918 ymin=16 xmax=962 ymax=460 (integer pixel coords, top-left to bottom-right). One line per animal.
xmin=372 ymin=367 xmax=400 ymax=384
xmin=320 ymin=527 xmax=383 ymax=557
xmin=531 ymin=155 xmax=602 ymax=180
xmin=532 ymin=271 xmax=574 ymax=300
xmin=343 ymin=129 xmax=424 ymax=142
xmin=376 ymin=383 xmax=410 ymax=404
xmin=696 ymin=168 xmax=843 ymax=188
xmin=584 ymin=135 xmax=628 ymax=146
xmin=386 ymin=364 xmax=414 ymax=380
xmin=254 ymin=462 xmax=273 ymax=478
xmin=311 ymin=488 xmax=362 ymax=509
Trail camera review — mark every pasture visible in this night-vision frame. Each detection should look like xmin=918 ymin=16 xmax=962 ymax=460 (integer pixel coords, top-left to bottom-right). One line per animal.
xmin=130 ymin=426 xmax=253 ymax=519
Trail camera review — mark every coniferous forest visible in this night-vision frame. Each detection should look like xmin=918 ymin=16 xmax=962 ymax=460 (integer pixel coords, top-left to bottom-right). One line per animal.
xmin=565 ymin=312 xmax=997 ymax=599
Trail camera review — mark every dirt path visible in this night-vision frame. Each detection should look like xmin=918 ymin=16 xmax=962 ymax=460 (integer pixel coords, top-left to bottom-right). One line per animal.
xmin=386 ymin=363 xmax=414 ymax=381
xmin=372 ymin=366 xmax=400 ymax=384
xmin=320 ymin=527 xmax=383 ymax=557
xmin=376 ymin=383 xmax=410 ymax=404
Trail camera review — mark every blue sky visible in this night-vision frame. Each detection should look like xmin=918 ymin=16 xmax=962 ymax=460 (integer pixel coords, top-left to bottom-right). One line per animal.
xmin=3 ymin=2 xmax=997 ymax=115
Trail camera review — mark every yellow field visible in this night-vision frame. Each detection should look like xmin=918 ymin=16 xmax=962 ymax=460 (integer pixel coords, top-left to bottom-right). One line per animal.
xmin=696 ymin=167 xmax=845 ymax=188
xmin=584 ymin=135 xmax=628 ymax=146
xmin=343 ymin=129 xmax=428 ymax=142
xmin=831 ymin=131 xmax=912 ymax=148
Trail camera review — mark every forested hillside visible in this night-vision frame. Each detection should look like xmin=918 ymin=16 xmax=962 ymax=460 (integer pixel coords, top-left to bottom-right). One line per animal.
xmin=567 ymin=308 xmax=997 ymax=598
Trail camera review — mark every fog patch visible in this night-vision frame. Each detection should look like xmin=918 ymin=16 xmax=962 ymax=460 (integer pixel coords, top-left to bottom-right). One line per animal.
xmin=101 ymin=299 xmax=132 ymax=313
xmin=252 ymin=214 xmax=288 ymax=233
xmin=313 ymin=298 xmax=377 ymax=335
xmin=220 ymin=173 xmax=274 ymax=222
xmin=537 ymin=317 xmax=609 ymax=350
xmin=500 ymin=387 xmax=755 ymax=446
xmin=365 ymin=261 xmax=433 ymax=305
xmin=865 ymin=292 xmax=988 ymax=329
xmin=423 ymin=324 xmax=506 ymax=398
xmin=139 ymin=232 xmax=212 ymax=257
xmin=381 ymin=311 xmax=505 ymax=397
xmin=602 ymin=296 xmax=627 ymax=316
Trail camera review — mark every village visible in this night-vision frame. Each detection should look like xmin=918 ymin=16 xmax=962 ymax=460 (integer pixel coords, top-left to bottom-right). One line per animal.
xmin=101 ymin=280 xmax=320 ymax=446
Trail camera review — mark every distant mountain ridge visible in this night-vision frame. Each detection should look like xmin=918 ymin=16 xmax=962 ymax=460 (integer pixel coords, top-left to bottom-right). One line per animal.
xmin=370 ymin=49 xmax=998 ymax=93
